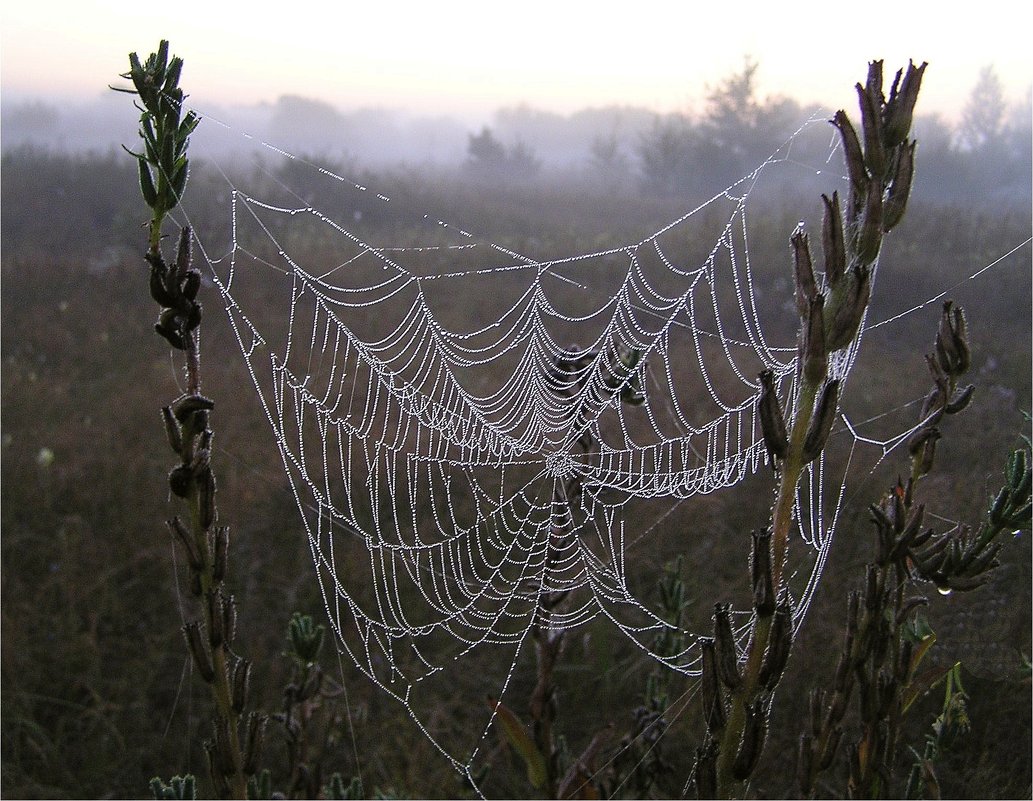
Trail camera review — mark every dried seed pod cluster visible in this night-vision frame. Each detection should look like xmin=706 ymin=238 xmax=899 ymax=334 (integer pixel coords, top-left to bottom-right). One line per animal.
xmin=795 ymin=300 xmax=1030 ymax=796
xmin=691 ymin=531 xmax=791 ymax=795
xmin=907 ymin=300 xmax=976 ymax=478
xmin=761 ymin=61 xmax=927 ymax=470
xmin=150 ymin=226 xmax=204 ymax=352
xmin=713 ymin=61 xmax=927 ymax=799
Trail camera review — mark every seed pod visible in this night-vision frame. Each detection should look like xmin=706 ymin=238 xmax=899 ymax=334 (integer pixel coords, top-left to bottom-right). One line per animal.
xmin=183 ymin=621 xmax=215 ymax=682
xmin=758 ymin=370 xmax=788 ymax=462
xmin=161 ymin=406 xmax=183 ymax=455
xmin=889 ymin=483 xmax=906 ymax=531
xmin=168 ymin=464 xmax=192 ymax=498
xmin=207 ymin=588 xmax=224 ymax=648
xmin=182 ymin=269 xmax=201 ymax=301
xmin=232 ymin=656 xmax=252 ymax=713
xmin=863 ymin=564 xmax=882 ymax=611
xmin=173 ymin=394 xmax=215 ymax=425
xmin=797 ymin=733 xmax=815 ymax=795
xmin=883 ymin=140 xmax=916 ymax=232
xmin=883 ymin=61 xmax=927 ymax=149
xmin=936 ymin=314 xmax=961 ymax=376
xmin=149 ymin=263 xmax=175 ymax=307
xmin=856 ymin=81 xmax=886 ymax=180
xmin=732 ymin=699 xmax=768 ymax=780
xmin=168 ymin=516 xmax=202 ymax=572
xmin=713 ymin=603 xmax=742 ymax=689
xmin=831 ymin=111 xmax=868 ymax=221
xmin=191 ymin=430 xmax=213 ymax=475
xmin=948 ymin=302 xmax=971 ymax=374
xmin=826 ymin=689 xmax=849 ymax=736
xmin=919 ymin=386 xmax=945 ymax=427
xmin=897 ymin=504 xmax=926 ymax=553
xmin=821 ymin=192 xmax=846 ymax=287
xmin=846 ymin=590 xmax=861 ymax=639
xmin=174 ymin=228 xmax=192 ymax=277
xmin=155 ymin=307 xmax=186 ymax=350
xmin=802 ymin=380 xmax=841 ymax=463
xmin=855 ymin=177 xmax=884 ymax=266
xmin=751 ymin=529 xmax=776 ymax=616
xmin=925 ymin=349 xmax=950 ymax=390
xmin=222 ymin=592 xmax=237 ymax=645
xmin=198 ymin=467 xmax=217 ymax=530
xmin=824 ymin=268 xmax=871 ymax=352
xmin=185 ymin=299 xmax=203 ymax=332
xmin=243 ymin=712 xmax=267 ymax=776
xmin=160 ymin=134 xmax=177 ymax=188
xmin=912 ymin=428 xmax=940 ymax=477
xmin=205 ymin=740 xmax=231 ymax=799
xmin=213 ymin=526 xmax=230 ymax=582
xmin=700 ymin=638 xmax=727 ymax=732
xmin=759 ymin=596 xmax=794 ymax=690
xmin=864 ymin=60 xmax=884 ymax=106
xmin=212 ymin=714 xmax=237 ymax=776
xmin=944 ymin=384 xmax=975 ymax=415
xmin=809 ymin=689 xmax=826 ymax=738
xmin=908 ymin=427 xmax=940 ymax=459
xmin=833 ymin=649 xmax=852 ymax=692
xmin=897 ymin=637 xmax=914 ymax=685
xmin=288 ymin=613 xmax=326 ymax=664
xmin=791 ymin=229 xmax=817 ymax=319
xmin=803 ymin=295 xmax=828 ymax=384
xmin=965 ymin=541 xmax=1002 ymax=577
xmin=912 ymin=533 xmax=951 ymax=577
xmin=910 ymin=524 xmax=935 ymax=550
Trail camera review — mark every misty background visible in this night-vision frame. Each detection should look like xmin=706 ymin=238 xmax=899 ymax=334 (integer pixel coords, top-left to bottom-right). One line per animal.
xmin=3 ymin=59 xmax=1030 ymax=211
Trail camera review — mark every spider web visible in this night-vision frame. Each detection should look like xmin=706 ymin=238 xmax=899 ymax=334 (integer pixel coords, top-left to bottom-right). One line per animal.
xmin=183 ymin=111 xmax=892 ymax=788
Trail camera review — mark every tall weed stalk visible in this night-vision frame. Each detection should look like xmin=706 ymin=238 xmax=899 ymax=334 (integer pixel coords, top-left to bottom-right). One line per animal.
xmin=115 ymin=41 xmax=261 ymax=799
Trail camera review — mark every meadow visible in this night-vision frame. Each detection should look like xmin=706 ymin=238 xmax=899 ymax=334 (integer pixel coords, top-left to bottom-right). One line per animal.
xmin=2 ymin=73 xmax=1031 ymax=798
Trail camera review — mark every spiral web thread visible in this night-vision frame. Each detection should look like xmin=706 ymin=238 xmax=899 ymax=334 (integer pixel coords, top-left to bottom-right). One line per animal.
xmin=183 ymin=111 xmax=893 ymax=785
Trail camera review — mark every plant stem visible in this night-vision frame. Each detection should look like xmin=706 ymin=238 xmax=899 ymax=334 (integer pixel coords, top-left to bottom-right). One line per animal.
xmin=715 ymin=376 xmax=819 ymax=794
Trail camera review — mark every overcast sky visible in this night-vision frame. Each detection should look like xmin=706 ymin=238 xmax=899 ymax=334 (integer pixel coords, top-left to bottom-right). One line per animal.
xmin=2 ymin=0 xmax=1030 ymax=123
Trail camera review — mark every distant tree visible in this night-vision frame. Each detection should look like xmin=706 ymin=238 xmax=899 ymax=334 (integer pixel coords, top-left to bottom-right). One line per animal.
xmin=698 ymin=55 xmax=801 ymax=180
xmin=956 ymin=65 xmax=1007 ymax=151
xmin=703 ymin=55 xmax=763 ymax=152
xmin=467 ymin=126 xmax=509 ymax=172
xmin=635 ymin=57 xmax=803 ymax=196
xmin=466 ymin=126 xmax=540 ymax=178
xmin=589 ymin=130 xmax=629 ymax=173
xmin=636 ymin=114 xmax=696 ymax=195
xmin=268 ymin=94 xmax=349 ymax=154
xmin=508 ymin=139 xmax=541 ymax=175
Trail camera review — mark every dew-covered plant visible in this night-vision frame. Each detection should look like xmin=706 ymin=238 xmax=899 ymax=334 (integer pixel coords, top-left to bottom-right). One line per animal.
xmin=683 ymin=58 xmax=927 ymax=799
xmin=793 ymin=305 xmax=1030 ymax=799
xmin=115 ymin=40 xmax=262 ymax=799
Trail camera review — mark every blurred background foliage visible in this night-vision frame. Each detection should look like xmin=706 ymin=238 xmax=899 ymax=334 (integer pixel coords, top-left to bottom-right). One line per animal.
xmin=1 ymin=59 xmax=1030 ymax=798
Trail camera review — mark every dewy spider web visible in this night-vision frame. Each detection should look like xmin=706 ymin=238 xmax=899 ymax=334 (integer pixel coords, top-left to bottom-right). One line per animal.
xmin=186 ymin=110 xmax=875 ymax=787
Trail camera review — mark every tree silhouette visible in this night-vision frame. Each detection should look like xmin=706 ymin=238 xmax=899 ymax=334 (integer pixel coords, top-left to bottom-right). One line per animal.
xmin=956 ymin=65 xmax=1009 ymax=153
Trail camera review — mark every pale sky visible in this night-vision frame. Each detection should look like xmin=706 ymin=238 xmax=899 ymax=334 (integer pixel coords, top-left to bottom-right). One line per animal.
xmin=2 ymin=0 xmax=1031 ymax=122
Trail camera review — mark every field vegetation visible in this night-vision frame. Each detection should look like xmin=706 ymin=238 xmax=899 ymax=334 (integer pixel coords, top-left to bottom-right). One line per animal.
xmin=1 ymin=55 xmax=1030 ymax=798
